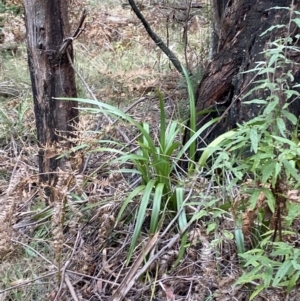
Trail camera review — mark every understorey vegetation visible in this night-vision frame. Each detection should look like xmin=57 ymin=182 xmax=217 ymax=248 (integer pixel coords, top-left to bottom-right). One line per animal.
xmin=0 ymin=1 xmax=300 ymax=301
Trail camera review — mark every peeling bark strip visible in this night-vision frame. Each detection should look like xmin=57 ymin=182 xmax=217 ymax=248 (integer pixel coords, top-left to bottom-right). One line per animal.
xmin=23 ymin=0 xmax=78 ymax=190
xmin=184 ymin=0 xmax=300 ymax=158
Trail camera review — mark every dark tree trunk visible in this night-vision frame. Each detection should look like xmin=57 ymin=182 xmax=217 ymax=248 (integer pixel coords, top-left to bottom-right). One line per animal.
xmin=184 ymin=0 xmax=300 ymax=162
xmin=23 ymin=0 xmax=78 ymax=198
xmin=209 ymin=0 xmax=228 ymax=58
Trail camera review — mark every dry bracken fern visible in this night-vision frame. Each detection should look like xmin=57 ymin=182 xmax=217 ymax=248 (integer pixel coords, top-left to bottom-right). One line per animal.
xmin=51 ymin=169 xmax=68 ymax=261
xmin=0 ymin=164 xmax=28 ymax=258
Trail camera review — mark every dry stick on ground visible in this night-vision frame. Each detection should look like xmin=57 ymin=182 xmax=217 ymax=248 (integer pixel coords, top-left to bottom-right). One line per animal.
xmin=64 ymin=273 xmax=79 ymax=301
xmin=128 ymin=0 xmax=185 ymax=75
xmin=67 ymin=270 xmax=119 ymax=286
xmin=112 ymin=232 xmax=160 ymax=300
xmin=111 ymin=226 xmax=189 ymax=301
xmin=53 ymin=230 xmax=81 ymax=301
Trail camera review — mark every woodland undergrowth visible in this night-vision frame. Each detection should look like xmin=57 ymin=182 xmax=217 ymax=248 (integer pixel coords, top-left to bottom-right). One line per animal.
xmin=0 ymin=1 xmax=300 ymax=301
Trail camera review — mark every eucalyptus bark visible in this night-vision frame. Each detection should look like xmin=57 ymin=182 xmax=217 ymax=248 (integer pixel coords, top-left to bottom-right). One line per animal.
xmin=23 ymin=0 xmax=78 ymax=196
xmin=183 ymin=0 xmax=300 ymax=162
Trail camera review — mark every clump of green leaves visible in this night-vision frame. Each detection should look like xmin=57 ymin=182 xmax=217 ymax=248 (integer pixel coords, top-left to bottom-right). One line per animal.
xmin=236 ymin=235 xmax=300 ymax=300
xmin=201 ymin=6 xmax=300 ymax=298
xmin=114 ymin=91 xmax=187 ymax=263
xmin=62 ymin=66 xmax=218 ymax=264
xmin=71 ymin=94 xmax=186 ymax=257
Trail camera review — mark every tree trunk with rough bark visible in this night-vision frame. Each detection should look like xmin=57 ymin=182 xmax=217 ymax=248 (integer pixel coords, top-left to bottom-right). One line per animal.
xmin=23 ymin=0 xmax=78 ymax=199
xmin=184 ymin=0 xmax=300 ymax=163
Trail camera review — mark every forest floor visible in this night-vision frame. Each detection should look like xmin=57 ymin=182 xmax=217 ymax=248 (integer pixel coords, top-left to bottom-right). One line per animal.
xmin=0 ymin=1 xmax=300 ymax=301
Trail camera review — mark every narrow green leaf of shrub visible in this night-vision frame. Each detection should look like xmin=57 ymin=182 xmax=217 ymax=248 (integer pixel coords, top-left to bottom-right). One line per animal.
xmin=164 ymin=122 xmax=180 ymax=154
xmin=270 ymin=243 xmax=291 ymax=256
xmin=258 ymin=67 xmax=276 ymax=75
xmin=174 ymin=231 xmax=188 ymax=269
xmin=223 ymin=230 xmax=234 ymax=240
xmin=198 ymin=130 xmax=236 ymax=168
xmin=250 ymin=127 xmax=259 ymax=153
xmin=264 ymin=99 xmax=278 ymax=115
xmin=261 ymin=161 xmax=276 ymax=183
xmin=285 ymin=89 xmax=300 ymax=99
xmin=268 ymin=54 xmax=279 ymax=68
xmin=249 ymin=284 xmax=266 ymax=301
xmin=140 ymin=123 xmax=156 ymax=155
xmin=207 ymin=222 xmax=216 ymax=234
xmin=276 ymin=117 xmax=286 ymax=137
xmin=150 ymin=183 xmax=164 ymax=234
xmin=291 ymin=259 xmax=300 ymax=270
xmin=249 ymin=189 xmax=261 ymax=210
xmin=262 ymin=188 xmax=275 ymax=213
xmin=24 ymin=246 xmax=38 ymax=258
xmin=213 ymin=209 xmax=227 ymax=218
xmin=292 ymin=18 xmax=300 ymax=27
xmin=127 ymin=179 xmax=156 ymax=264
xmin=227 ymin=140 xmax=248 ymax=152
xmin=243 ymin=99 xmax=267 ymax=105
xmin=260 ymin=24 xmax=286 ymax=36
xmin=235 ymin=266 xmax=264 ymax=284
xmin=287 ymin=270 xmax=300 ymax=292
xmin=271 ymin=135 xmax=295 ymax=146
xmin=88 ymin=147 xmax=124 ymax=155
xmin=265 ymin=265 xmax=273 ymax=287
xmin=239 ymin=251 xmax=261 ymax=265
xmin=56 ymin=143 xmax=89 ymax=159
xmin=242 ymin=64 xmax=264 ymax=74
xmin=273 ymin=260 xmax=293 ymax=287
xmin=283 ymin=159 xmax=300 ymax=182
xmin=191 ymin=209 xmax=208 ymax=222
xmin=286 ymin=70 xmax=295 ymax=81
xmin=258 ymin=254 xmax=279 ymax=266
xmin=282 ymin=110 xmax=298 ymax=125
xmin=273 ymin=162 xmax=282 ymax=187
xmin=286 ymin=204 xmax=300 ymax=227
xmin=31 ymin=207 xmax=53 ymax=221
